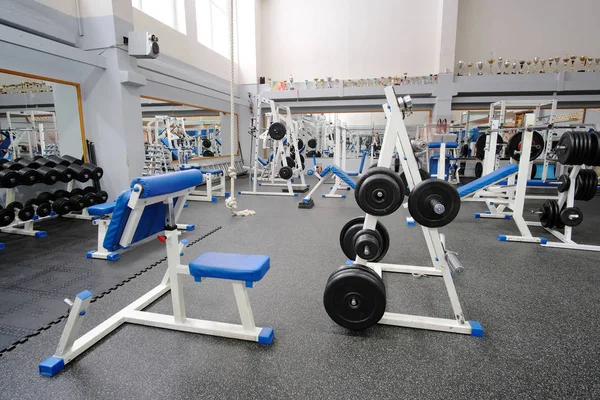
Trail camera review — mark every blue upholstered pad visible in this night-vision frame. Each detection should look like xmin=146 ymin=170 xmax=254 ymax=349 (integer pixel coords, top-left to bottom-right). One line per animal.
xmin=130 ymin=170 xmax=203 ymax=198
xmin=189 ymin=252 xmax=270 ymax=282
xmin=200 ymin=169 xmax=223 ymax=175
xmin=161 ymin=137 xmax=179 ymax=160
xmin=495 ymin=179 xmax=559 ymax=187
xmin=320 ymin=165 xmax=356 ymax=189
xmin=457 ymin=164 xmax=519 ymax=197
xmin=102 ymin=191 xmax=171 ymax=251
xmin=428 ymin=142 xmax=459 ymax=149
xmin=179 ymin=165 xmax=201 ymax=170
xmin=87 ymin=201 xmax=116 ymax=215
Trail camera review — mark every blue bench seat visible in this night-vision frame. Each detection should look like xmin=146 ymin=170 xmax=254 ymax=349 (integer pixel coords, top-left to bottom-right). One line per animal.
xmin=189 ymin=252 xmax=270 ymax=282
xmin=87 ymin=201 xmax=116 ymax=215
xmin=428 ymin=142 xmax=459 ymax=149
xmin=200 ymin=169 xmax=223 ymax=175
xmin=457 ymin=164 xmax=519 ymax=197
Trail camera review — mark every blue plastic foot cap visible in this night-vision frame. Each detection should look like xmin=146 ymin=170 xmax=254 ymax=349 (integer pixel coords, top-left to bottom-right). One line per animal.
xmin=258 ymin=183 xmax=262 ymax=186
xmin=35 ymin=231 xmax=47 ymax=238
xmin=86 ymin=250 xmax=95 ymax=259
xmin=181 ymin=239 xmax=189 ymax=245
xmin=186 ymin=224 xmax=195 ymax=231
xmin=540 ymin=237 xmax=548 ymax=244
xmin=294 ymin=193 xmax=298 ymax=197
xmin=346 ymin=259 xmax=354 ymax=264
xmin=76 ymin=290 xmax=93 ymax=300
xmin=302 ymin=198 xmax=310 ymax=203
xmin=498 ymin=235 xmax=507 ymax=241
xmin=39 ymin=356 xmax=65 ymax=376
xmin=211 ymin=197 xmax=217 ymax=203
xmin=341 ymin=195 xmax=346 ymax=199
xmin=321 ymin=194 xmax=326 ymax=198
xmin=0 ymin=243 xmax=4 ymax=250
xmin=107 ymin=253 xmax=120 ymax=261
xmin=237 ymin=191 xmax=241 ymax=195
xmin=474 ymin=213 xmax=481 ymax=218
xmin=468 ymin=321 xmax=484 ymax=337
xmin=225 ymin=192 xmax=230 ymax=198
xmin=91 ymin=216 xmax=100 ymax=221
xmin=484 ymin=211 xmax=491 ymax=214
xmin=183 ymin=204 xmax=189 ymax=208
xmin=504 ymin=215 xmax=512 ymax=220
xmin=258 ymin=327 xmax=274 ymax=344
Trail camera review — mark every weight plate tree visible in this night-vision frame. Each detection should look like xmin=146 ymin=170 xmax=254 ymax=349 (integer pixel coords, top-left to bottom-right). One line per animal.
xmin=354 ymin=167 xmax=405 ymax=216
xmin=408 ymin=179 xmax=461 ymax=228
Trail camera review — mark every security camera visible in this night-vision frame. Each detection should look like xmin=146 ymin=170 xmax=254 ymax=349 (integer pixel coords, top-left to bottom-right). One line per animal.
xmin=128 ymin=31 xmax=159 ymax=59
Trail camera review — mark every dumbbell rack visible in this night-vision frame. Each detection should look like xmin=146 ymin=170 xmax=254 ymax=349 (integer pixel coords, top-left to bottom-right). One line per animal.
xmin=143 ymin=144 xmax=171 ymax=176
xmin=351 ymin=86 xmax=481 ymax=336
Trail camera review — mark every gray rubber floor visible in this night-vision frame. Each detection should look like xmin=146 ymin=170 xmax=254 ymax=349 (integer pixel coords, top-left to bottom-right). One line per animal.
xmin=1 ymin=176 xmax=599 ymax=399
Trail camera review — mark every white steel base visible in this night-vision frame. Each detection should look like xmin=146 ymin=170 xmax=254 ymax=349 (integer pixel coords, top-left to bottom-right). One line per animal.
xmin=379 ymin=313 xmax=476 ymax=335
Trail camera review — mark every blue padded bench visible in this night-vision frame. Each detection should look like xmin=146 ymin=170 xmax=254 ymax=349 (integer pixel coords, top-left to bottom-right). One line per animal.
xmin=495 ymin=179 xmax=559 ymax=187
xmin=428 ymin=142 xmax=459 ymax=149
xmin=86 ymin=170 xmax=202 ymax=260
xmin=189 ymin=252 xmax=270 ymax=285
xmin=457 ymin=164 xmax=519 ymax=197
xmin=200 ymin=169 xmax=223 ymax=175
xmin=320 ymin=165 xmax=356 ymax=189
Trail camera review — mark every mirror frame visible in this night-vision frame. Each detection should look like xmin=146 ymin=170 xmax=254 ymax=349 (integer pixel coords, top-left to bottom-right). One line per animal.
xmin=0 ymin=68 xmax=88 ymax=162
xmin=140 ymin=95 xmax=241 ymax=160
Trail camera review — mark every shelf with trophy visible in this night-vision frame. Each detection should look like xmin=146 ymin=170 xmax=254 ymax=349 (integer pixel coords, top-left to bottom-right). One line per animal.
xmin=455 ymin=55 xmax=600 ymax=76
xmin=259 ymin=74 xmax=438 ymax=101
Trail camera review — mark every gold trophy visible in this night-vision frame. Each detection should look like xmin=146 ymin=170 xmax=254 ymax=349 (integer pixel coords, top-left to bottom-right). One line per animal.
xmin=526 ymin=60 xmax=532 ymax=74
xmin=570 ymin=55 xmax=576 ymax=72
xmin=547 ymin=57 xmax=553 ymax=72
xmin=579 ymin=56 xmax=587 ymax=72
xmin=504 ymin=60 xmax=510 ymax=74
xmin=403 ymin=72 xmax=408 ymax=84
xmin=488 ymin=55 xmax=495 ymax=74
xmin=562 ymin=55 xmax=570 ymax=72
xmin=326 ymin=77 xmax=332 ymax=88
xmin=518 ymin=60 xmax=525 ymax=74
xmin=267 ymin=78 xmax=273 ymax=90
xmin=477 ymin=61 xmax=484 ymax=75
xmin=314 ymin=78 xmax=319 ymax=89
xmin=554 ymin=56 xmax=560 ymax=72
xmin=321 ymin=78 xmax=326 ymax=89
xmin=467 ymin=61 xmax=473 ymax=76
xmin=457 ymin=61 xmax=464 ymax=76
xmin=595 ymin=58 xmax=600 ymax=72
xmin=533 ymin=57 xmax=539 ymax=73
xmin=305 ymin=79 xmax=309 ymax=89
xmin=540 ymin=59 xmax=546 ymax=73
xmin=335 ymin=79 xmax=340 ymax=88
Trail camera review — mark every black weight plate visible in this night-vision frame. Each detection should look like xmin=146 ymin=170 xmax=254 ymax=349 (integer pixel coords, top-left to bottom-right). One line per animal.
xmin=286 ymin=156 xmax=295 ymax=167
xmin=6 ymin=201 xmax=23 ymax=210
xmin=408 ymin=179 xmax=461 ymax=228
xmin=556 ymin=132 xmax=574 ymax=165
xmin=394 ymin=157 xmax=400 ymax=173
xmin=579 ymin=170 xmax=592 ymax=201
xmin=572 ymin=131 xmax=582 ymax=165
xmin=268 ymin=122 xmax=286 ymax=141
xmin=585 ymin=170 xmax=598 ymax=201
xmin=307 ymin=138 xmax=317 ymax=149
xmin=339 ymin=217 xmax=390 ymax=262
xmin=475 ymin=162 xmax=483 ymax=178
xmin=0 ymin=169 xmax=20 ymax=188
xmin=300 ymin=154 xmax=305 ymax=166
xmin=0 ymin=208 xmax=15 ymax=227
xmin=584 ymin=132 xmax=597 ymax=165
xmin=54 ymin=190 xmax=70 ymax=199
xmin=355 ymin=167 xmax=404 ymax=216
xmin=84 ymin=186 xmax=97 ymax=194
xmin=551 ymin=200 xmax=564 ymax=229
xmin=70 ymin=188 xmax=84 ymax=197
xmin=202 ymin=139 xmax=212 ymax=148
xmin=560 ymin=207 xmax=583 ymax=227
xmin=323 ymin=264 xmax=386 ymax=331
xmin=297 ymin=139 xmax=304 ymax=149
xmin=593 ymin=131 xmax=600 ymax=166
xmin=399 ymin=168 xmax=430 ymax=192
xmin=83 ymin=192 xmax=98 ymax=207
xmin=70 ymin=195 xmax=86 ymax=211
xmin=575 ymin=173 xmax=584 ymax=200
xmin=507 ymin=131 xmax=545 ymax=161
xmin=352 ymin=229 xmax=383 ymax=261
xmin=203 ymin=150 xmax=214 ymax=157
xmin=475 ymin=135 xmax=486 ymax=160
xmin=97 ymin=191 xmax=109 ymax=203
xmin=557 ymin=174 xmax=570 ymax=193
xmin=52 ymin=198 xmax=72 ymax=215
xmin=575 ymin=132 xmax=587 ymax=166
xmin=279 ymin=166 xmax=293 ymax=180
xmin=539 ymin=200 xmax=553 ymax=228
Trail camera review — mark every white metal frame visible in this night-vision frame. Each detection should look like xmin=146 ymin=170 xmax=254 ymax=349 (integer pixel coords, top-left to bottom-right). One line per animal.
xmin=187 ymin=170 xmax=228 ymax=202
xmin=40 ymin=219 xmax=272 ymax=377
xmin=352 ymin=86 xmax=481 ymax=336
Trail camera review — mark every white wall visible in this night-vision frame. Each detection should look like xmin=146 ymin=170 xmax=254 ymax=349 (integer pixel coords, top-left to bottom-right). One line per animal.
xmin=455 ymin=0 xmax=600 ymax=67
xmin=260 ymin=0 xmax=441 ymax=81
xmin=50 ymin=83 xmax=84 ymax=158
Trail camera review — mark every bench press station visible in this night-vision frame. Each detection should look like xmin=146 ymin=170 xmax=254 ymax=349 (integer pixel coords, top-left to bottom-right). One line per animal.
xmin=85 ymin=172 xmax=198 ymax=261
xmin=39 ymin=169 xmax=274 ymax=377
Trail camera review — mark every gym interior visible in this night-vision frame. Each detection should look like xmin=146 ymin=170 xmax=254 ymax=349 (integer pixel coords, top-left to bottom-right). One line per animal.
xmin=1 ymin=0 xmax=600 ymax=398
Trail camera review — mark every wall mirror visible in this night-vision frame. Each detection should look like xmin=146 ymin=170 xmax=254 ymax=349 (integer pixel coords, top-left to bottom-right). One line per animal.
xmin=0 ymin=69 xmax=86 ymax=161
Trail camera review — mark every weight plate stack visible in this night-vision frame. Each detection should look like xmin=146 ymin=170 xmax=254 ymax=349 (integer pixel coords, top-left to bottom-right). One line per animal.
xmin=339 ymin=216 xmax=390 ymax=262
xmin=354 ymin=167 xmax=405 ymax=216
xmin=323 ymin=263 xmax=386 ymax=331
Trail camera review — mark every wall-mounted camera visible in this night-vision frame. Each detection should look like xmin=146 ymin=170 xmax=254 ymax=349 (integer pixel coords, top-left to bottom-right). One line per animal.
xmin=127 ymin=31 xmax=160 ymax=59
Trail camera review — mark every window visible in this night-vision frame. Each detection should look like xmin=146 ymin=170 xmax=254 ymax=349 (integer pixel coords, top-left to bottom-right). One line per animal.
xmin=196 ymin=0 xmax=233 ymax=59
xmin=132 ymin=0 xmax=186 ymax=34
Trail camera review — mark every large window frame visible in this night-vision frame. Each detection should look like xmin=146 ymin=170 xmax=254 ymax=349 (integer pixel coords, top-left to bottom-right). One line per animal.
xmin=196 ymin=0 xmax=233 ymax=59
xmin=132 ymin=0 xmax=187 ymax=34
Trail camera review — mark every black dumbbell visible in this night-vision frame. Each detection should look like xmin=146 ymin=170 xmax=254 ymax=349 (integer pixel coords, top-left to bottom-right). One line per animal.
xmin=0 ymin=161 xmax=41 ymax=185
xmin=54 ymin=164 xmax=75 ymax=183
xmin=15 ymin=157 xmax=41 ymax=169
xmin=0 ymin=168 xmax=20 ymax=188
xmin=47 ymin=155 xmax=72 ymax=167
xmin=5 ymin=201 xmax=35 ymax=221
xmin=61 ymin=155 xmax=84 ymax=165
xmin=34 ymin=157 xmax=58 ymax=168
xmin=82 ymin=186 xmax=107 ymax=206
xmin=37 ymin=192 xmax=75 ymax=215
xmin=24 ymin=198 xmax=52 ymax=218
xmin=0 ymin=205 xmax=16 ymax=227
xmin=81 ymin=163 xmax=103 ymax=180
xmin=54 ymin=189 xmax=88 ymax=211
xmin=69 ymin=164 xmax=92 ymax=182
xmin=36 ymin=165 xmax=61 ymax=185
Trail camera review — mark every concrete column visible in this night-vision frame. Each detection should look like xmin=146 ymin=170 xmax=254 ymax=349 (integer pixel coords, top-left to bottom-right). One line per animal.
xmin=433 ymin=0 xmax=459 ymax=74
xmin=78 ymin=0 xmax=146 ymax=200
